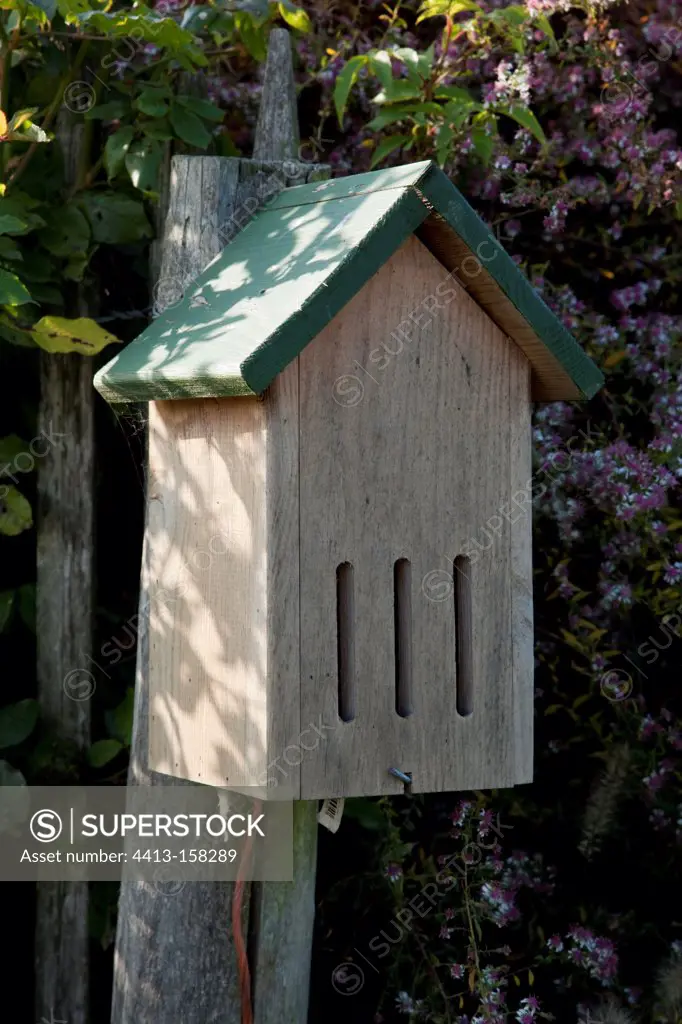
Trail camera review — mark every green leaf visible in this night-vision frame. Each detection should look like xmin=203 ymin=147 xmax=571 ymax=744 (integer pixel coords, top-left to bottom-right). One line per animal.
xmin=21 ymin=251 xmax=56 ymax=283
xmin=0 ymin=590 xmax=14 ymax=632
xmin=0 ymin=760 xmax=26 ymax=786
xmin=344 ymin=798 xmax=386 ymax=831
xmin=63 ymin=255 xmax=90 ymax=282
xmin=277 ymin=1 xmax=311 ymax=32
xmin=30 ymin=0 xmax=57 ymax=17
xmin=390 ymin=48 xmax=422 ymax=86
xmin=0 ymin=236 xmax=22 ymax=261
xmin=368 ymin=51 xmax=394 ymax=91
xmin=0 ymin=486 xmax=33 ymax=535
xmin=169 ymin=103 xmax=212 ymax=148
xmin=8 ymin=109 xmax=38 ymax=133
xmin=417 ymin=0 xmax=480 ymax=21
xmin=175 ymin=95 xmax=224 ymax=122
xmin=0 ymin=215 xmax=29 ymax=236
xmin=40 ymin=204 xmax=90 ymax=258
xmin=0 ymin=759 xmax=28 ymax=834
xmin=88 ymin=738 xmax=123 ymax=768
xmin=374 ymin=80 xmax=423 ymax=105
xmin=436 ymin=123 xmax=455 ymax=166
xmin=0 ymin=269 xmax=32 ymax=306
xmin=495 ymin=103 xmax=546 ymax=144
xmin=533 ymin=12 xmax=556 ymax=46
xmin=392 ymin=46 xmax=433 ymax=84
xmin=0 ymin=435 xmax=29 ymax=472
xmin=18 ymin=584 xmax=35 ymax=632
xmin=78 ymin=193 xmax=153 ymax=244
xmin=29 ymin=283 xmax=63 ymax=305
xmin=447 ymin=0 xmax=481 ymax=12
xmin=84 ymin=99 xmax=129 ymax=122
xmin=141 ymin=118 xmax=174 ymax=141
xmin=417 ymin=0 xmax=451 ymax=17
xmin=367 ymin=108 xmax=412 ymax=131
xmin=136 ymin=90 xmax=169 ymax=118
xmin=105 ymin=125 xmax=136 ymax=179
xmin=125 ymin=139 xmax=162 ymax=192
xmin=436 ymin=85 xmax=479 ymax=104
xmin=497 ymin=4 xmax=528 ymax=25
xmin=235 ymin=11 xmax=267 ymax=61
xmin=5 ymin=121 xmax=50 ymax=144
xmin=334 ymin=55 xmax=367 ymax=125
xmin=443 ymin=98 xmax=481 ymax=130
xmin=471 ymin=128 xmax=495 ymax=164
xmin=0 ymin=699 xmax=39 ymax=748
xmin=105 ymin=688 xmax=134 ymax=745
xmin=78 ymin=8 xmax=203 ymax=62
xmin=0 ymin=195 xmax=45 ymax=237
xmin=31 ymin=316 xmax=121 ymax=355
xmin=416 ymin=43 xmax=435 ymax=81
xmin=370 ymin=134 xmax=409 ymax=169
xmin=367 ymin=102 xmax=444 ymax=131
xmin=0 ymin=317 xmax=34 ymax=348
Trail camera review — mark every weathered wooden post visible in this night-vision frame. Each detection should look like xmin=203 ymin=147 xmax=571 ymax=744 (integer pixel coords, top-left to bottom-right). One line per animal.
xmin=35 ymin=104 xmax=94 ymax=1024
xmin=108 ymin=29 xmax=327 ymax=1024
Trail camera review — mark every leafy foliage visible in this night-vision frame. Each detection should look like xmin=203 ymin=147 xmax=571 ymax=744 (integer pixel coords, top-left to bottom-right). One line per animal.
xmin=296 ymin=1 xmax=682 ymax=1021
xmin=332 ymin=4 xmax=549 ymax=168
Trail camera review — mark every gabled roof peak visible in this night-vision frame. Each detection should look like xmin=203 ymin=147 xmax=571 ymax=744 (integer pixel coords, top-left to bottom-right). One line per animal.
xmin=94 ymin=160 xmax=603 ymax=405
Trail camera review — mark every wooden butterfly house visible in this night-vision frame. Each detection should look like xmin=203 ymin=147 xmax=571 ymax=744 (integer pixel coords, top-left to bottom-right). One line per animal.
xmin=94 ymin=159 xmax=603 ymax=800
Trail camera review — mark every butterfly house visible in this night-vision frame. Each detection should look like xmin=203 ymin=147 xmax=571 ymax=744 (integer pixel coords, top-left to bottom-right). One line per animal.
xmin=94 ymin=160 xmax=603 ymax=800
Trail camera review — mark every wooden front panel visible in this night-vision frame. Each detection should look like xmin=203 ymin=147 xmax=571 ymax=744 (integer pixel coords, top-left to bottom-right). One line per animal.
xmin=298 ymin=235 xmax=528 ymax=798
xmin=510 ymin=350 xmax=534 ymax=783
xmin=147 ymin=397 xmax=269 ymax=789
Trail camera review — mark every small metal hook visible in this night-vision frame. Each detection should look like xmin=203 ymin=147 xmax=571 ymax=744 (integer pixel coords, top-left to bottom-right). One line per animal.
xmin=389 ymin=767 xmax=413 ymax=795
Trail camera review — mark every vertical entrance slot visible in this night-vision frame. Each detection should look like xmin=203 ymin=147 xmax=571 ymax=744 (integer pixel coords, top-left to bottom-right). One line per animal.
xmin=454 ymin=555 xmax=473 ymax=716
xmin=337 ymin=562 xmax=356 ymax=722
xmin=394 ymin=558 xmax=413 ymax=717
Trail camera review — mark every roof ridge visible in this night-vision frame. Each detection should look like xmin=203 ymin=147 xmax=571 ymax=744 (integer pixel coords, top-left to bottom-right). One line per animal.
xmin=94 ymin=159 xmax=604 ymax=405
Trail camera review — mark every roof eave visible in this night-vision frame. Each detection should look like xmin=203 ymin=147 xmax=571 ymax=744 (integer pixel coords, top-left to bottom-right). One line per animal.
xmin=416 ymin=164 xmax=604 ymax=401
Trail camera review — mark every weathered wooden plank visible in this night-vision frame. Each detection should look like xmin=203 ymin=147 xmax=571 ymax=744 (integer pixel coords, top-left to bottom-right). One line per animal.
xmin=111 ymin=531 xmax=243 ymax=1024
xmin=253 ymin=27 xmax=300 ymax=162
xmin=35 ymin=104 xmax=92 ymax=1024
xmin=298 ymin=234 xmax=516 ymax=798
xmin=145 ymin=361 xmax=301 ymax=796
xmin=264 ymin=360 xmax=301 ymax=798
xmin=509 ymin=347 xmax=534 ymax=783
xmin=147 ymin=395 xmax=269 ymax=789
xmin=251 ymin=801 xmax=318 ymax=1024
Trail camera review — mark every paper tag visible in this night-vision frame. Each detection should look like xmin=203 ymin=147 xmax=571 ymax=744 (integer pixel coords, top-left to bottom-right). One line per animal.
xmin=318 ymin=798 xmax=344 ymax=833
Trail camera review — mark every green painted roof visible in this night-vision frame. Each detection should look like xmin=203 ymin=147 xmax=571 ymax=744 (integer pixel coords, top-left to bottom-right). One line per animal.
xmin=94 ymin=160 xmax=604 ymax=404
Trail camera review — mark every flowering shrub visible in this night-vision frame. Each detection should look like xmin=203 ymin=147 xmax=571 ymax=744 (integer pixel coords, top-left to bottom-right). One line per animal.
xmin=305 ymin=0 xmax=682 ymax=1021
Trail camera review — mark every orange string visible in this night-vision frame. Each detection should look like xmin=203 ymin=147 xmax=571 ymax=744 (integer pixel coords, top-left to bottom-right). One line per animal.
xmin=231 ymin=798 xmax=262 ymax=1024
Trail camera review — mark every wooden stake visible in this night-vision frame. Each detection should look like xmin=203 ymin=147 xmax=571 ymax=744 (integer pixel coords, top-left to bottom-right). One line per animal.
xmin=112 ymin=28 xmax=327 ymax=1024
xmin=249 ymin=31 xmax=325 ymax=1023
xmin=35 ymin=105 xmax=92 ymax=1024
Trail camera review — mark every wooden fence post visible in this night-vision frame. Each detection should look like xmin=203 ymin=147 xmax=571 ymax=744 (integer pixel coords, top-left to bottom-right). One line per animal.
xmin=35 ymin=104 xmax=94 ymax=1024
xmin=111 ymin=29 xmax=327 ymax=1024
